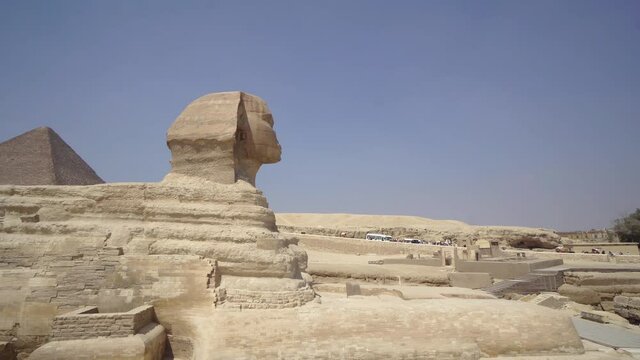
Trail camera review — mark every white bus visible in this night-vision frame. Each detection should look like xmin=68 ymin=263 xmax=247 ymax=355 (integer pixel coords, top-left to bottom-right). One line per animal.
xmin=365 ymin=233 xmax=392 ymax=241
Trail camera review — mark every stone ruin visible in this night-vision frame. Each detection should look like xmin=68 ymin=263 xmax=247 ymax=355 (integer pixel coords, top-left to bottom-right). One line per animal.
xmin=0 ymin=91 xmax=592 ymax=359
xmin=30 ymin=305 xmax=166 ymax=359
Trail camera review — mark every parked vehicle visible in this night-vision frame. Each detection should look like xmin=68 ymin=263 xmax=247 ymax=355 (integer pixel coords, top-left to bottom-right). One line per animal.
xmin=554 ymin=246 xmax=574 ymax=253
xmin=365 ymin=233 xmax=392 ymax=241
xmin=402 ymin=238 xmax=424 ymax=244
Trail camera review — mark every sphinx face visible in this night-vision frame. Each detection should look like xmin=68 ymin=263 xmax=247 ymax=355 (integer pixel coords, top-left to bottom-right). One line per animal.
xmin=243 ymin=97 xmax=282 ymax=164
xmin=165 ymin=91 xmax=281 ymax=185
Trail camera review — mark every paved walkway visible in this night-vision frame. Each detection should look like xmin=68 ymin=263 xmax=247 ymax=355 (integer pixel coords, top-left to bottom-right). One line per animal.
xmin=572 ymin=317 xmax=640 ymax=349
xmin=544 ymin=263 xmax=640 ymax=272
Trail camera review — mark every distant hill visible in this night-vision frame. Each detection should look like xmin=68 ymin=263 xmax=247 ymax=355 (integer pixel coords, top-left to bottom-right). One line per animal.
xmin=276 ymin=213 xmax=561 ymax=249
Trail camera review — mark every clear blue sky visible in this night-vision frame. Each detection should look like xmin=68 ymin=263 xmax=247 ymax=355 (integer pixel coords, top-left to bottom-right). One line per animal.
xmin=1 ymin=0 xmax=639 ymax=231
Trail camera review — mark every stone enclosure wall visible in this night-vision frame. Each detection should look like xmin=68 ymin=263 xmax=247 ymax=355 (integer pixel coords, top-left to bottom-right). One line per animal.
xmin=569 ymin=242 xmax=639 ymax=255
xmin=51 ymin=305 xmax=156 ymax=341
xmin=221 ymin=288 xmax=316 ymax=309
xmin=503 ymin=249 xmax=640 ymax=264
xmin=564 ymin=271 xmax=640 ymax=301
xmin=455 ymin=259 xmax=563 ymax=279
xmin=0 ymin=242 xmax=214 ymax=355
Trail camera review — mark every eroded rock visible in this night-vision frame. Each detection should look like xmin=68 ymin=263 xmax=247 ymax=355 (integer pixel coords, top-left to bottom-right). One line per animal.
xmin=614 ymin=295 xmax=640 ymax=324
xmin=558 ymin=284 xmax=601 ymax=305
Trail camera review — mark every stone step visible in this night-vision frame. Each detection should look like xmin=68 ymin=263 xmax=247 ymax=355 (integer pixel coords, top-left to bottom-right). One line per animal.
xmin=483 ymin=272 xmax=563 ymax=297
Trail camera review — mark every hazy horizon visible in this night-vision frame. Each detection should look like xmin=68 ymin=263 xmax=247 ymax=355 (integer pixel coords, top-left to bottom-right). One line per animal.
xmin=1 ymin=1 xmax=639 ymax=231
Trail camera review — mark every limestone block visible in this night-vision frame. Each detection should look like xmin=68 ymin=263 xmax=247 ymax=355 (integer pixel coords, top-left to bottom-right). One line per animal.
xmin=448 ymin=272 xmax=492 ymax=289
xmin=580 ymin=310 xmax=630 ymax=327
xmin=0 ymin=341 xmax=16 ymax=360
xmin=345 ymin=282 xmax=361 ymax=296
xmin=558 ymin=284 xmax=601 ymax=305
xmin=529 ymin=293 xmax=570 ymax=310
xmin=256 ymin=238 xmax=286 ymax=251
xmin=17 ymin=303 xmax=57 ymax=337
xmin=614 ymin=295 xmax=640 ymax=323
xmin=30 ymin=323 xmax=166 ymax=360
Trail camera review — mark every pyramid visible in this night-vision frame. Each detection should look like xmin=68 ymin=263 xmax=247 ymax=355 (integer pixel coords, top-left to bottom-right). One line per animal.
xmin=0 ymin=127 xmax=104 ymax=185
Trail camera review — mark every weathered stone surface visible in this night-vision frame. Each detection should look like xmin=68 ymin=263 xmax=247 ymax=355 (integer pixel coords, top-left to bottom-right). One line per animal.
xmin=29 ymin=322 xmax=165 ymax=360
xmin=49 ymin=305 xmax=155 ymax=341
xmin=188 ymin=298 xmax=585 ymax=359
xmin=448 ymin=272 xmax=492 ymax=289
xmin=165 ymin=92 xmax=281 ymax=186
xmin=564 ymin=271 xmax=640 ymax=303
xmin=528 ymin=293 xmax=570 ymax=310
xmin=614 ymin=295 xmax=640 ymax=323
xmin=0 ymin=341 xmax=16 ymax=360
xmin=558 ymin=284 xmax=601 ymax=305
xmin=580 ymin=309 xmax=630 ymax=327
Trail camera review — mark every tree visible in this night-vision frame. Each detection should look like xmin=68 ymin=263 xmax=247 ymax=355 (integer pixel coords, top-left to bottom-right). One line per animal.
xmin=612 ymin=209 xmax=640 ymax=243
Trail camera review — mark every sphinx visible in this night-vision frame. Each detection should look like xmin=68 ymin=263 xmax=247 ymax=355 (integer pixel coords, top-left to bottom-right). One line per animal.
xmin=0 ymin=92 xmax=314 ymax=354
xmin=0 ymin=92 xmax=590 ymax=359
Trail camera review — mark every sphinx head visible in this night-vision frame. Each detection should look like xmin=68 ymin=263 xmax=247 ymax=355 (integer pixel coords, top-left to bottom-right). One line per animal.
xmin=165 ymin=92 xmax=281 ymax=186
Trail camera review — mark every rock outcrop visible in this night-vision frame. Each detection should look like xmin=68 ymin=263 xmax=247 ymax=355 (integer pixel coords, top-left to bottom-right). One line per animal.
xmin=614 ymin=295 xmax=640 ymax=324
xmin=558 ymin=284 xmax=601 ymax=305
xmin=562 ymin=270 xmax=640 ymax=311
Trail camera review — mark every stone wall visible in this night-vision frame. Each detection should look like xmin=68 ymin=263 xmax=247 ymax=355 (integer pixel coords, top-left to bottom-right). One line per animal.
xmin=448 ymin=272 xmax=493 ymax=289
xmin=221 ymin=288 xmax=316 ymax=309
xmin=564 ymin=271 xmax=640 ymax=300
xmin=612 ymin=255 xmax=640 ymax=264
xmin=0 ymin=245 xmax=214 ymax=355
xmin=503 ymin=249 xmax=640 ymax=264
xmin=455 ymin=259 xmax=563 ymax=279
xmin=30 ymin=323 xmax=166 ymax=360
xmin=51 ymin=305 xmax=156 ymax=341
xmin=379 ymin=258 xmax=442 ymax=266
xmin=569 ymin=242 xmax=638 ymax=255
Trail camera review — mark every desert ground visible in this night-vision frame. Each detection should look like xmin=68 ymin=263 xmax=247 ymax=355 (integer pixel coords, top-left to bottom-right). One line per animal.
xmin=275 ymin=213 xmax=640 ymax=359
